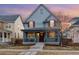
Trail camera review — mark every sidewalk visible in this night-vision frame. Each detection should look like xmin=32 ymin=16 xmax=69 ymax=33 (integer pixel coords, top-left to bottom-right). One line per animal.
xmin=0 ymin=48 xmax=79 ymax=55
xmin=19 ymin=43 xmax=44 ymax=55
xmin=36 ymin=50 xmax=79 ymax=55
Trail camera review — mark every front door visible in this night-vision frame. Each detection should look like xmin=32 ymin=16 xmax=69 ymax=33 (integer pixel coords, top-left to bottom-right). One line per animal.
xmin=39 ymin=32 xmax=45 ymax=42
xmin=36 ymin=32 xmax=45 ymax=42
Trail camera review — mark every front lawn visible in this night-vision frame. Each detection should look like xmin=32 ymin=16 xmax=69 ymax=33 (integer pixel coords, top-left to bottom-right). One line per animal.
xmin=0 ymin=45 xmax=33 ymax=55
xmin=43 ymin=45 xmax=79 ymax=50
xmin=0 ymin=51 xmax=22 ymax=55
xmin=36 ymin=51 xmax=79 ymax=55
xmin=0 ymin=44 xmax=33 ymax=49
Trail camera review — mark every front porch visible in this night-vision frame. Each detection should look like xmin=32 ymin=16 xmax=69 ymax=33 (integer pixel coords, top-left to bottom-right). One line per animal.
xmin=0 ymin=30 xmax=12 ymax=43
xmin=22 ymin=28 xmax=61 ymax=45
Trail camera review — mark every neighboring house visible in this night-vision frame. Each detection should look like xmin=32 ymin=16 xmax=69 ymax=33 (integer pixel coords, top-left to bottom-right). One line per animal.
xmin=64 ymin=17 xmax=79 ymax=43
xmin=63 ymin=29 xmax=71 ymax=39
xmin=22 ymin=4 xmax=61 ymax=45
xmin=0 ymin=15 xmax=24 ymax=43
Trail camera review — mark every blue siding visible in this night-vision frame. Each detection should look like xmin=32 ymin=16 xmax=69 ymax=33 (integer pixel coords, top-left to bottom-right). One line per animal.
xmin=23 ymin=4 xmax=61 ymax=45
xmin=26 ymin=5 xmax=55 ymax=28
xmin=23 ymin=32 xmax=36 ymax=42
xmin=44 ymin=31 xmax=61 ymax=43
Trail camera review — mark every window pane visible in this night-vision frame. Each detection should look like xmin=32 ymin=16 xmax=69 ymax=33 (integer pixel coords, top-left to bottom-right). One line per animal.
xmin=0 ymin=32 xmax=2 ymax=38
xmin=9 ymin=25 xmax=11 ymax=28
xmin=6 ymin=26 xmax=8 ymax=28
xmin=49 ymin=20 xmax=54 ymax=28
xmin=4 ymin=32 xmax=7 ymax=38
xmin=27 ymin=32 xmax=35 ymax=39
xmin=8 ymin=33 xmax=10 ymax=38
xmin=28 ymin=21 xmax=35 ymax=28
xmin=48 ymin=32 xmax=56 ymax=38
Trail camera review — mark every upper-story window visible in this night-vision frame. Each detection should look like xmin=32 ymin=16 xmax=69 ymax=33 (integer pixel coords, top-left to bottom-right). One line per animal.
xmin=6 ymin=26 xmax=8 ymax=28
xmin=28 ymin=21 xmax=35 ymax=28
xmin=9 ymin=25 xmax=11 ymax=28
xmin=6 ymin=24 xmax=11 ymax=28
xmin=48 ymin=20 xmax=54 ymax=28
xmin=4 ymin=32 xmax=7 ymax=38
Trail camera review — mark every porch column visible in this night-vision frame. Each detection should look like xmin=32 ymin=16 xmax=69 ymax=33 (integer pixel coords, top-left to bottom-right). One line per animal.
xmin=23 ymin=32 xmax=27 ymax=42
xmin=45 ymin=32 xmax=48 ymax=42
xmin=2 ymin=32 xmax=4 ymax=42
xmin=6 ymin=33 xmax=8 ymax=42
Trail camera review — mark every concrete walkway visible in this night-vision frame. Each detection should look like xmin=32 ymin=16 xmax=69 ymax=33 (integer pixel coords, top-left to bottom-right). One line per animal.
xmin=19 ymin=43 xmax=44 ymax=55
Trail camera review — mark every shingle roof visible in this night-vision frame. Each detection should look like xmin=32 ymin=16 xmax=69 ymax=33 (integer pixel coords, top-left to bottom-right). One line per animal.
xmin=70 ymin=17 xmax=79 ymax=25
xmin=0 ymin=15 xmax=19 ymax=23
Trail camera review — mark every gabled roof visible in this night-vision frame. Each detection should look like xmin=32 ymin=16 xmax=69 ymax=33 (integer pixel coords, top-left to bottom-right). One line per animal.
xmin=70 ymin=17 xmax=79 ymax=25
xmin=24 ymin=4 xmax=60 ymax=23
xmin=63 ymin=24 xmax=79 ymax=34
xmin=63 ymin=17 xmax=79 ymax=33
xmin=0 ymin=15 xmax=20 ymax=23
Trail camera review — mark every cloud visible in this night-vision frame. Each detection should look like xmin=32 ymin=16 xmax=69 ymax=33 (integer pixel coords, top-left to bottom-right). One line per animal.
xmin=0 ymin=4 xmax=79 ymax=21
xmin=48 ymin=5 xmax=79 ymax=18
xmin=0 ymin=8 xmax=32 ymax=20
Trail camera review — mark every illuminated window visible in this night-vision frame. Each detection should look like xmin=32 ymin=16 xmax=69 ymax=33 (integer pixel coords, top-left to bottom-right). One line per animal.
xmin=27 ymin=32 xmax=35 ymax=39
xmin=48 ymin=32 xmax=56 ymax=38
xmin=28 ymin=21 xmax=35 ymax=28
xmin=48 ymin=20 xmax=54 ymax=28
xmin=36 ymin=33 xmax=40 ymax=37
xmin=0 ymin=32 xmax=2 ymax=38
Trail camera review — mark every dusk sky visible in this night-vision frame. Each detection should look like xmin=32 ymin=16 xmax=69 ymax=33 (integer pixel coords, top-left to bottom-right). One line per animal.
xmin=0 ymin=4 xmax=79 ymax=21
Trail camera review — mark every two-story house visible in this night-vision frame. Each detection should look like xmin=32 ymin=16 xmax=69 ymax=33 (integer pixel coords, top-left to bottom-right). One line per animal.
xmin=22 ymin=4 xmax=61 ymax=45
xmin=64 ymin=17 xmax=79 ymax=44
xmin=0 ymin=15 xmax=24 ymax=43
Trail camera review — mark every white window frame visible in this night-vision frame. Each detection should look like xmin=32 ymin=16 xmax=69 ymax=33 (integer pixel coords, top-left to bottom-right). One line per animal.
xmin=49 ymin=20 xmax=54 ymax=28
xmin=28 ymin=21 xmax=35 ymax=28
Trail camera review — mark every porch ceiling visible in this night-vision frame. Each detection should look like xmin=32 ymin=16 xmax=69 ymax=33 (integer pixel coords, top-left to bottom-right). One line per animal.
xmin=22 ymin=28 xmax=60 ymax=32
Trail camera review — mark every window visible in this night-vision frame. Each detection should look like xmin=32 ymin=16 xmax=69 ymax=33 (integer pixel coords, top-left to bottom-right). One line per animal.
xmin=0 ymin=32 xmax=2 ymax=38
xmin=18 ymin=33 xmax=19 ymax=39
xmin=28 ymin=21 xmax=35 ymax=28
xmin=48 ymin=32 xmax=56 ymax=38
xmin=8 ymin=33 xmax=10 ymax=38
xmin=48 ymin=20 xmax=54 ymax=28
xmin=15 ymin=33 xmax=16 ymax=38
xmin=9 ymin=25 xmax=11 ymax=28
xmin=27 ymin=32 xmax=35 ymax=39
xmin=6 ymin=25 xmax=11 ymax=28
xmin=4 ymin=32 xmax=7 ymax=38
xmin=6 ymin=26 xmax=8 ymax=28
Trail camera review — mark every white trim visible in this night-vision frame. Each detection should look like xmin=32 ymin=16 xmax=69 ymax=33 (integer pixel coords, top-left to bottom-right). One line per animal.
xmin=2 ymin=32 xmax=4 ymax=42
